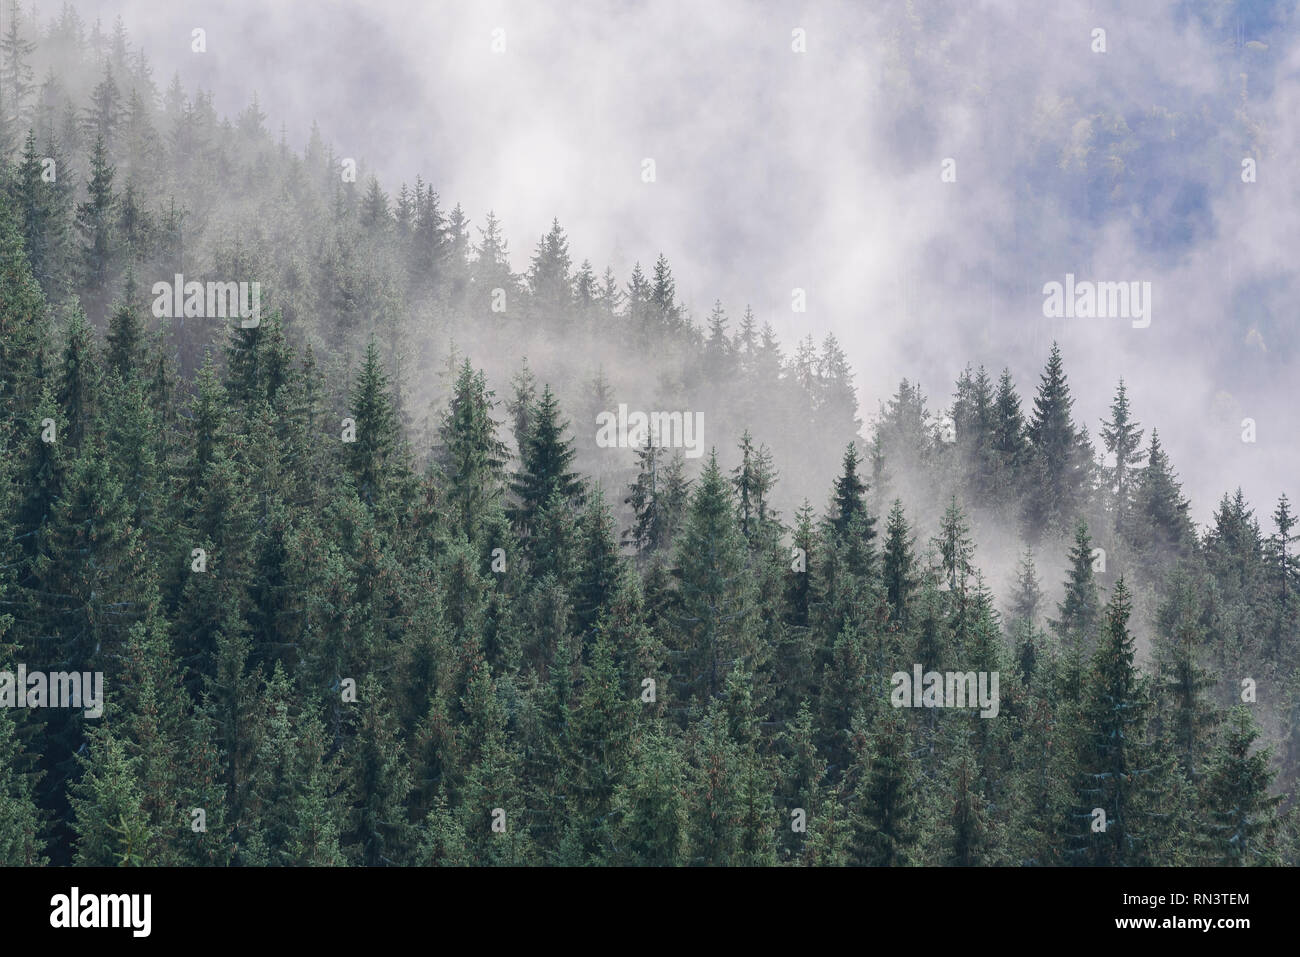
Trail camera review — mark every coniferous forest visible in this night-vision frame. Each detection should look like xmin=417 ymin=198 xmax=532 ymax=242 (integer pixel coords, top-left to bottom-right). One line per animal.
xmin=0 ymin=2 xmax=1297 ymax=871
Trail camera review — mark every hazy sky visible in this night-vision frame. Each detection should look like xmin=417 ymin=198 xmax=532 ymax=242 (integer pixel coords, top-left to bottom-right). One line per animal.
xmin=39 ymin=0 xmax=1300 ymax=527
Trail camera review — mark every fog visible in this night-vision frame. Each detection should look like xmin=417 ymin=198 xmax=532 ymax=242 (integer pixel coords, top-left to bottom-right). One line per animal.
xmin=43 ymin=0 xmax=1299 ymax=531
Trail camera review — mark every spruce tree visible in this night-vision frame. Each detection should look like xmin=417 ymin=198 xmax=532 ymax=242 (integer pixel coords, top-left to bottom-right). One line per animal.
xmin=881 ymin=499 xmax=917 ymax=628
xmin=437 ymin=359 xmax=507 ymax=543
xmin=506 ymin=359 xmax=537 ymax=457
xmin=1099 ymin=378 xmax=1144 ymax=537
xmin=1069 ymin=578 xmax=1161 ymax=865
xmin=672 ymin=452 xmax=756 ymax=705
xmin=1023 ymin=343 xmax=1090 ymax=540
xmin=511 ymin=384 xmax=583 ymax=533
xmin=75 ymin=134 xmax=118 ymax=316
xmin=847 ymin=708 xmax=919 ymax=866
xmin=1200 ymin=706 xmax=1282 ymax=866
xmin=828 ymin=442 xmax=872 ymax=540
xmin=614 ymin=724 xmax=686 ymax=865
xmin=932 ymin=496 xmax=975 ymax=593
xmin=1050 ymin=519 xmax=1102 ymax=661
xmin=1127 ymin=429 xmax=1194 ymax=574
xmin=624 ymin=436 xmax=665 ymax=556
xmin=0 ymin=706 xmax=45 ymax=865
xmin=346 ymin=338 xmax=412 ymax=515
xmin=105 ymin=296 xmax=145 ymax=381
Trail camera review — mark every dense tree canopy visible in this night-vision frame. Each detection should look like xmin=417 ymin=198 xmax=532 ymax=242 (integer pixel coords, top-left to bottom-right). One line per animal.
xmin=0 ymin=6 xmax=1295 ymax=867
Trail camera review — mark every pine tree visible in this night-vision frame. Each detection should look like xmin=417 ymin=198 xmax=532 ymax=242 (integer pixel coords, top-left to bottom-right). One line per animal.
xmin=932 ymin=496 xmax=975 ymax=593
xmin=506 ymin=359 xmax=537 ymax=457
xmin=55 ymin=303 xmax=98 ymax=450
xmin=828 ymin=443 xmax=872 ymax=540
xmin=457 ymin=666 xmax=532 ymax=865
xmin=950 ymin=365 xmax=996 ymax=502
xmin=1152 ymin=568 xmax=1220 ymax=782
xmin=527 ymin=218 xmax=572 ymax=325
xmin=1 ymin=3 xmax=36 ymax=124
xmin=0 ymin=705 xmax=45 ymax=865
xmin=1269 ymin=494 xmax=1299 ymax=601
xmin=346 ymin=339 xmax=412 ymax=515
xmin=69 ymin=730 xmax=154 ymax=865
xmin=1266 ymin=494 xmax=1299 ymax=653
xmin=105 ymin=293 xmax=145 ymax=381
xmin=702 ymin=297 xmax=729 ymax=358
xmin=730 ymin=430 xmax=778 ymax=543
xmin=1050 ymin=519 xmax=1102 ymax=660
xmin=437 ymin=359 xmax=507 ymax=543
xmin=881 ymin=500 xmax=917 ymax=629
xmin=1099 ymin=378 xmax=1144 ymax=537
xmin=614 ymin=724 xmax=686 ymax=865
xmin=198 ymin=628 xmax=264 ymax=851
xmin=1023 ymin=344 xmax=1090 ymax=540
xmin=847 ymin=708 xmax=919 ymax=866
xmin=774 ymin=701 xmax=825 ymax=862
xmin=1200 ymin=706 xmax=1282 ymax=866
xmin=562 ymin=632 xmax=635 ymax=862
xmin=360 ymin=176 xmax=390 ymax=233
xmin=342 ymin=688 xmax=414 ymax=865
xmin=1007 ymin=549 xmax=1047 ymax=684
xmin=0 ymin=198 xmax=49 ymax=424
xmin=989 ymin=369 xmax=1027 ymax=500
xmin=471 ymin=210 xmax=514 ymax=320
xmin=1069 ymin=578 xmax=1162 ymax=865
xmin=75 ymin=134 xmax=119 ymax=316
xmin=407 ymin=181 xmax=447 ymax=300
xmin=658 ymin=450 xmax=691 ymax=544
xmin=685 ymin=696 xmax=745 ymax=865
xmin=1127 ymin=429 xmax=1194 ymax=573
xmin=83 ymin=64 xmax=122 ymax=147
xmin=511 ymin=384 xmax=583 ymax=532
xmin=572 ymin=490 xmax=624 ymax=638
xmin=672 ymin=452 xmax=757 ymax=705
xmin=785 ymin=500 xmax=820 ymax=628
xmin=8 ymin=130 xmax=70 ymax=298
xmin=649 ymin=253 xmax=681 ymax=332
xmin=624 ymin=436 xmax=665 ymax=556
xmin=817 ymin=333 xmax=860 ymax=439
xmin=571 ymin=258 xmax=598 ymax=315
xmin=941 ymin=730 xmax=993 ymax=866
xmin=1009 ymin=695 xmax=1072 ymax=866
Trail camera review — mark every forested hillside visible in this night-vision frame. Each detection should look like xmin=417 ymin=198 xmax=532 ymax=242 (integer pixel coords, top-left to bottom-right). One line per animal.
xmin=0 ymin=4 xmax=1296 ymax=866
